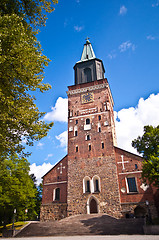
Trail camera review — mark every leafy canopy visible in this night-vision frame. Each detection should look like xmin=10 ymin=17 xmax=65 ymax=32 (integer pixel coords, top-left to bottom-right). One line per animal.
xmin=0 ymin=154 xmax=37 ymax=224
xmin=0 ymin=0 xmax=58 ymax=27
xmin=0 ymin=14 xmax=53 ymax=157
xmin=132 ymin=125 xmax=159 ymax=188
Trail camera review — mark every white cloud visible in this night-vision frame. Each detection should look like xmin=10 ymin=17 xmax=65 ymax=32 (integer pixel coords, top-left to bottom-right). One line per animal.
xmin=37 ymin=142 xmax=44 ymax=149
xmin=147 ymin=35 xmax=156 ymax=40
xmin=74 ymin=25 xmax=83 ymax=32
xmin=119 ymin=5 xmax=127 ymax=15
xmin=44 ymin=97 xmax=68 ymax=122
xmin=152 ymin=0 xmax=159 ymax=7
xmin=45 ymin=153 xmax=53 ymax=161
xmin=107 ymin=51 xmax=117 ymax=59
xmin=30 ymin=162 xmax=54 ymax=184
xmin=115 ymin=93 xmax=159 ymax=154
xmin=119 ymin=41 xmax=136 ymax=52
xmin=56 ymin=130 xmax=68 ymax=150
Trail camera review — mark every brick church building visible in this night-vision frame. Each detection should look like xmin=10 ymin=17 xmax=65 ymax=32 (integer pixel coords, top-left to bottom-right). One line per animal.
xmin=40 ymin=39 xmax=158 ymax=221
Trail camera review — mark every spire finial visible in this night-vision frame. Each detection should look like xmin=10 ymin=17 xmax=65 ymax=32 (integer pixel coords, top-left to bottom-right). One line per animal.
xmin=85 ymin=37 xmax=90 ymax=43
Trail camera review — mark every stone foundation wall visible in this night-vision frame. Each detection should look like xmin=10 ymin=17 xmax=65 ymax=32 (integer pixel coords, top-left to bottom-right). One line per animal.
xmin=121 ymin=202 xmax=158 ymax=219
xmin=40 ymin=203 xmax=67 ymax=221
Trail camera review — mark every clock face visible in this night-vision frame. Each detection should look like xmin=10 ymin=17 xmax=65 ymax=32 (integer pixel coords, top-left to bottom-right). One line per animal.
xmin=81 ymin=92 xmax=94 ymax=104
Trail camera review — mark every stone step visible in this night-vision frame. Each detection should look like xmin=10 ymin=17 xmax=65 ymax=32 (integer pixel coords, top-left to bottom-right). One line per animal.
xmin=15 ymin=214 xmax=144 ymax=237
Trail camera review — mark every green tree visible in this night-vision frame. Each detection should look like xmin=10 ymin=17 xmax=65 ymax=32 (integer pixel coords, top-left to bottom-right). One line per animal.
xmin=0 ymin=0 xmax=58 ymax=27
xmin=30 ymin=174 xmax=43 ymax=220
xmin=132 ymin=125 xmax=159 ymax=188
xmin=0 ymin=154 xmax=37 ymax=225
xmin=0 ymin=14 xmax=53 ymax=157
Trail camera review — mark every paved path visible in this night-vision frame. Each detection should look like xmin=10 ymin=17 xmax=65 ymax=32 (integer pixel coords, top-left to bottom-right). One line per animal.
xmin=2 ymin=236 xmax=159 ymax=240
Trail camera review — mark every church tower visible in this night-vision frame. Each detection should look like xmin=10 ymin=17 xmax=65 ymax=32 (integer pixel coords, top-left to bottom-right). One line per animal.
xmin=41 ymin=39 xmax=158 ymax=222
xmin=67 ymin=39 xmax=121 ymax=217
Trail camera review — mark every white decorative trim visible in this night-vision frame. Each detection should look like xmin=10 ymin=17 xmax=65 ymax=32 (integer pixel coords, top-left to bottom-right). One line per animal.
xmin=125 ymin=176 xmax=138 ymax=193
xmin=67 ymin=83 xmax=108 ymax=96
xmin=83 ymin=176 xmax=91 ymax=193
xmin=119 ymin=171 xmax=142 ymax=175
xmin=87 ymin=195 xmax=100 ymax=214
xmin=44 ymin=181 xmax=67 ymax=186
xmin=117 ymin=155 xmax=129 ymax=170
xmin=92 ymin=175 xmax=101 ymax=193
xmin=69 ymin=111 xmax=108 ymax=120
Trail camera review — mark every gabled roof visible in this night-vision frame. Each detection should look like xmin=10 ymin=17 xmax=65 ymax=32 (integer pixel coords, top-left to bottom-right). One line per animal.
xmin=80 ymin=38 xmax=96 ymax=62
xmin=42 ymin=155 xmax=68 ymax=178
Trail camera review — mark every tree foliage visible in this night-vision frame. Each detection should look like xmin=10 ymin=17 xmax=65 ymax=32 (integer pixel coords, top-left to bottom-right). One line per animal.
xmin=0 ymin=0 xmax=58 ymax=27
xmin=132 ymin=125 xmax=159 ymax=188
xmin=0 ymin=155 xmax=37 ymax=225
xmin=0 ymin=0 xmax=57 ymax=224
xmin=0 ymin=14 xmax=53 ymax=157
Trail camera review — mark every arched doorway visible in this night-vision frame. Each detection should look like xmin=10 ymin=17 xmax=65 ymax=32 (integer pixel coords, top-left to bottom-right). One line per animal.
xmin=134 ymin=206 xmax=146 ymax=218
xmin=90 ymin=199 xmax=98 ymax=214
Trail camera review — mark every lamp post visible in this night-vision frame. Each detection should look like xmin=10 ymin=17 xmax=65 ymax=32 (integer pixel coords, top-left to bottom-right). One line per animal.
xmin=146 ymin=200 xmax=152 ymax=224
xmin=12 ymin=208 xmax=16 ymax=236
xmin=25 ymin=209 xmax=28 ymax=221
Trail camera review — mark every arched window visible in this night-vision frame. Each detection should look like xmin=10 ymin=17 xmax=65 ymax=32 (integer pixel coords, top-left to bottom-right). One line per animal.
xmin=74 ymin=126 xmax=78 ymax=137
xmin=54 ymin=188 xmax=60 ymax=201
xmin=83 ymin=176 xmax=91 ymax=193
xmin=86 ymin=135 xmax=90 ymax=140
xmin=86 ymin=118 xmax=90 ymax=125
xmin=88 ymin=144 xmax=91 ymax=151
xmin=98 ymin=123 xmax=101 ymax=132
xmin=84 ymin=68 xmax=92 ymax=83
xmin=92 ymin=175 xmax=100 ymax=193
xmin=76 ymin=146 xmax=78 ymax=152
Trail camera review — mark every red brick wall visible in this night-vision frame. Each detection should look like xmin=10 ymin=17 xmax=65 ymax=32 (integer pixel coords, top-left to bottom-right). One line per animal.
xmin=42 ymin=155 xmax=68 ymax=204
xmin=115 ymin=147 xmax=154 ymax=203
xmin=67 ymin=79 xmax=121 ymax=217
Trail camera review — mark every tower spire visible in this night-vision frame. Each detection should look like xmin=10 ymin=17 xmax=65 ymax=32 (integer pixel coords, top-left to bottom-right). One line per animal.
xmin=80 ymin=38 xmax=96 ymax=61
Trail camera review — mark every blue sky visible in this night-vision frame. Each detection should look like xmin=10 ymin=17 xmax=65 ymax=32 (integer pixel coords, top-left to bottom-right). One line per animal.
xmin=28 ymin=0 xmax=159 ymax=183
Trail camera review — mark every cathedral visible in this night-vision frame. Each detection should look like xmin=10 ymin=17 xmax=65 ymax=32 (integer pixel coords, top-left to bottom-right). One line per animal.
xmin=40 ymin=39 xmax=158 ymax=221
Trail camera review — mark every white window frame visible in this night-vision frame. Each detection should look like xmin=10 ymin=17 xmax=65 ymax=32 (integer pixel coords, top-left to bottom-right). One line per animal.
xmin=83 ymin=176 xmax=92 ymax=193
xmin=126 ymin=176 xmax=138 ymax=193
xmin=92 ymin=175 xmax=101 ymax=193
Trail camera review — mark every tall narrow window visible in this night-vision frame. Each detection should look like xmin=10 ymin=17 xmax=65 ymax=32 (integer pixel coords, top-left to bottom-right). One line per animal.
xmin=75 ymin=130 xmax=78 ymax=136
xmin=76 ymin=120 xmax=78 ymax=125
xmin=76 ymin=146 xmax=78 ymax=152
xmin=86 ymin=180 xmax=90 ymax=192
xmin=98 ymin=115 xmax=101 ymax=120
xmin=102 ymin=142 xmax=104 ymax=149
xmin=89 ymin=144 xmax=91 ymax=151
xmin=55 ymin=188 xmax=60 ymax=201
xmin=84 ymin=68 xmax=92 ymax=83
xmin=86 ymin=118 xmax=90 ymax=125
xmin=98 ymin=123 xmax=101 ymax=132
xmin=95 ymin=179 xmax=99 ymax=192
xmin=83 ymin=176 xmax=91 ymax=193
xmin=92 ymin=175 xmax=100 ymax=193
xmin=87 ymin=135 xmax=90 ymax=140
xmin=127 ymin=177 xmax=138 ymax=193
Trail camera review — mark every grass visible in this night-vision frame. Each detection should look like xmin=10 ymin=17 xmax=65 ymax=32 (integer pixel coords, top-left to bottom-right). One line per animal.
xmin=0 ymin=221 xmax=28 ymax=237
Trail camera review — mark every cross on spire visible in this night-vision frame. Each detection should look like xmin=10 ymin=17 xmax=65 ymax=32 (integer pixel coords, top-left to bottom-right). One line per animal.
xmin=86 ymin=37 xmax=90 ymax=43
xmin=117 ymin=155 xmax=129 ymax=170
xmin=57 ymin=163 xmax=65 ymax=174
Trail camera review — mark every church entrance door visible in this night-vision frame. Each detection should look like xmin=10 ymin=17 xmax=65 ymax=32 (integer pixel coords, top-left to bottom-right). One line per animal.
xmin=90 ymin=199 xmax=98 ymax=214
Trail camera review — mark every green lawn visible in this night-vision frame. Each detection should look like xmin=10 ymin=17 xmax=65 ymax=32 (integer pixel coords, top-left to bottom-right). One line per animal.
xmin=0 ymin=222 xmax=28 ymax=237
